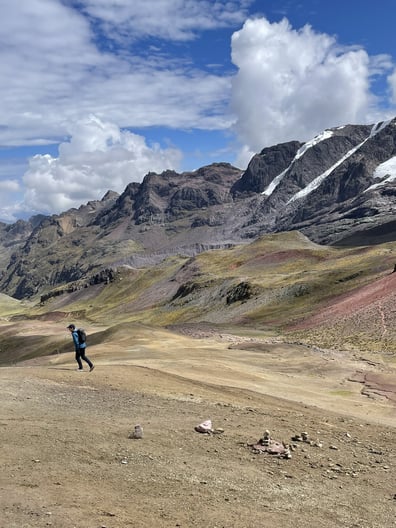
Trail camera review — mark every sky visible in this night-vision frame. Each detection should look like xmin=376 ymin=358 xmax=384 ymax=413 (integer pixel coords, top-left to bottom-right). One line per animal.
xmin=1 ymin=0 xmax=396 ymax=223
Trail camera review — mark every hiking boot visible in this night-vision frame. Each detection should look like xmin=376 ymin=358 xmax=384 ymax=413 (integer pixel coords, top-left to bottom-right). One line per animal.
xmin=89 ymin=365 xmax=95 ymax=372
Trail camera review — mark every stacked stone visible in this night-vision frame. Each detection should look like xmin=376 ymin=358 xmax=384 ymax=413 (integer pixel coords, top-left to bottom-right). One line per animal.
xmin=282 ymin=442 xmax=292 ymax=459
xmin=261 ymin=430 xmax=271 ymax=446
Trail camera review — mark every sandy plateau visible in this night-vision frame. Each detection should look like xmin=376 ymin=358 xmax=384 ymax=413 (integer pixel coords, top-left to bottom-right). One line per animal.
xmin=1 ymin=320 xmax=396 ymax=528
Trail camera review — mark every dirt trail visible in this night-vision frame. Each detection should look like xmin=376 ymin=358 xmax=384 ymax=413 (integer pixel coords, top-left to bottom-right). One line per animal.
xmin=1 ymin=323 xmax=396 ymax=527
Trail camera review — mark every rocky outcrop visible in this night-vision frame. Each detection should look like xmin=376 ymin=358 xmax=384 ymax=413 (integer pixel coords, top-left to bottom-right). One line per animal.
xmin=132 ymin=163 xmax=242 ymax=223
xmin=39 ymin=268 xmax=117 ymax=303
xmin=231 ymin=141 xmax=302 ymax=195
xmin=226 ymin=282 xmax=260 ymax=304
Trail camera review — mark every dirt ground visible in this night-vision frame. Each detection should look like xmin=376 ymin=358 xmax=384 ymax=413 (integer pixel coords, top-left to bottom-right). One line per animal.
xmin=1 ymin=322 xmax=396 ymax=528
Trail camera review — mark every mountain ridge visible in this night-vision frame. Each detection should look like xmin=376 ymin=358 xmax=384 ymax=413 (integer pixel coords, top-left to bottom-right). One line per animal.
xmin=2 ymin=118 xmax=396 ymax=299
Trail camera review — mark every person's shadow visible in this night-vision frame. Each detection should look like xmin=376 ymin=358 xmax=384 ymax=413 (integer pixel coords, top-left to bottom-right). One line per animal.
xmin=48 ymin=367 xmax=76 ymax=371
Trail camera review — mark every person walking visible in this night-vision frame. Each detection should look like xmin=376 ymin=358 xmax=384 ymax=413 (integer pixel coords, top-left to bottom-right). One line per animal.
xmin=67 ymin=324 xmax=95 ymax=372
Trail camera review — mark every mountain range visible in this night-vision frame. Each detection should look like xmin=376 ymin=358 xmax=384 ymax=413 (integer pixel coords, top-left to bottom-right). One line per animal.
xmin=1 ymin=117 xmax=396 ymax=300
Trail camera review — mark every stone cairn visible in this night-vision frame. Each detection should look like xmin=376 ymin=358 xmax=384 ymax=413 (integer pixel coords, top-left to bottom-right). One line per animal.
xmin=251 ymin=429 xmax=292 ymax=459
xmin=281 ymin=442 xmax=292 ymax=459
xmin=250 ymin=429 xmax=323 ymax=459
xmin=261 ymin=430 xmax=271 ymax=447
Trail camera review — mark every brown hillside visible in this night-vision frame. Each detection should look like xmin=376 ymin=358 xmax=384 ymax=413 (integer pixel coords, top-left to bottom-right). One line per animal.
xmin=288 ymin=271 xmax=396 ymax=353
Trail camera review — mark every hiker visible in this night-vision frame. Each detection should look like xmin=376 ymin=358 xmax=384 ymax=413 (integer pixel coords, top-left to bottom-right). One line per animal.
xmin=67 ymin=324 xmax=95 ymax=372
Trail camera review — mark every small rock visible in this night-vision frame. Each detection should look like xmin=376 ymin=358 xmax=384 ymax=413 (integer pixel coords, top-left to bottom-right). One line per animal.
xmin=129 ymin=424 xmax=143 ymax=439
xmin=213 ymin=428 xmax=224 ymax=434
xmin=195 ymin=419 xmax=213 ymax=434
xmin=282 ymin=443 xmax=292 ymax=459
xmin=291 ymin=434 xmax=303 ymax=442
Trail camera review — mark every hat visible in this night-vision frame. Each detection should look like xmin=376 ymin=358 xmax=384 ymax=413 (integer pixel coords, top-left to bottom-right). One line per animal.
xmin=67 ymin=324 xmax=75 ymax=329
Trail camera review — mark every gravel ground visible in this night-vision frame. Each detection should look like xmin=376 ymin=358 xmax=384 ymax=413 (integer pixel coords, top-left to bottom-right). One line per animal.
xmin=1 ymin=353 xmax=395 ymax=528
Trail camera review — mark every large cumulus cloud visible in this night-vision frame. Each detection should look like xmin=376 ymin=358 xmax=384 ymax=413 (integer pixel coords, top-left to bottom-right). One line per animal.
xmin=231 ymin=17 xmax=394 ymax=166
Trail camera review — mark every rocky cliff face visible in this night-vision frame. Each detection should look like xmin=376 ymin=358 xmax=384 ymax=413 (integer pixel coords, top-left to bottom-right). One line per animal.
xmin=271 ymin=120 xmax=396 ymax=244
xmin=2 ymin=119 xmax=396 ymax=299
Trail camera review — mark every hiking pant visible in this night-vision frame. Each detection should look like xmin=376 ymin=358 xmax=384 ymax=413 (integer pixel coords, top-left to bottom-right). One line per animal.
xmin=75 ymin=347 xmax=93 ymax=369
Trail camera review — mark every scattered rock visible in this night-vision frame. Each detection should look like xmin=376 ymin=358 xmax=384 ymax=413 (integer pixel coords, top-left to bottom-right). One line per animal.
xmin=195 ymin=419 xmax=213 ymax=434
xmin=129 ymin=424 xmax=144 ymax=439
xmin=212 ymin=428 xmax=224 ymax=435
xmin=292 ymin=431 xmax=313 ymax=443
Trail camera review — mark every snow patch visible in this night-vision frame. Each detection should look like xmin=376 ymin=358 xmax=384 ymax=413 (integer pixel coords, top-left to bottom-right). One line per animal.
xmin=262 ymin=129 xmax=334 ymax=197
xmin=369 ymin=119 xmax=392 ymax=137
xmin=287 ymin=141 xmax=366 ymax=204
xmin=262 ymin=168 xmax=288 ymax=197
xmin=365 ymin=156 xmax=396 ymax=191
xmin=287 ymin=120 xmax=393 ymax=204
xmin=294 ymin=130 xmax=334 ymax=160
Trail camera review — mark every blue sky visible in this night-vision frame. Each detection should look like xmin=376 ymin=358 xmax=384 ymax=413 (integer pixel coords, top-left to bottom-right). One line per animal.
xmin=1 ymin=0 xmax=396 ymax=222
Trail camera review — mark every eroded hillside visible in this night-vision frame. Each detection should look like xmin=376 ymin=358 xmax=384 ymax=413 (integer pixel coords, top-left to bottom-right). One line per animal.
xmin=2 ymin=231 xmax=396 ymax=358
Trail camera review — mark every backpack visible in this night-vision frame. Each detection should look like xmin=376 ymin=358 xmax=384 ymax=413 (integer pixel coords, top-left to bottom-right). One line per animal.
xmin=77 ymin=328 xmax=87 ymax=345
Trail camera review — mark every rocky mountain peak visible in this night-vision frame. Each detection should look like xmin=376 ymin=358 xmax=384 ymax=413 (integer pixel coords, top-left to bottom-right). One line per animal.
xmin=2 ymin=119 xmax=396 ymax=299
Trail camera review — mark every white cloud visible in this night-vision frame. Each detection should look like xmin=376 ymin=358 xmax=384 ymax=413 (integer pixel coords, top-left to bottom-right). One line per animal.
xmin=0 ymin=164 xmax=26 ymax=223
xmin=230 ymin=17 xmax=394 ymax=155
xmin=0 ymin=0 xmax=237 ymax=147
xmin=21 ymin=116 xmax=182 ymax=215
xmin=388 ymin=69 xmax=396 ymax=103
xmin=0 ymin=179 xmax=20 ymax=192
xmin=0 ymin=0 xmax=247 ymax=221
xmin=77 ymin=0 xmax=252 ymax=41
xmin=0 ymin=184 xmax=23 ymax=224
